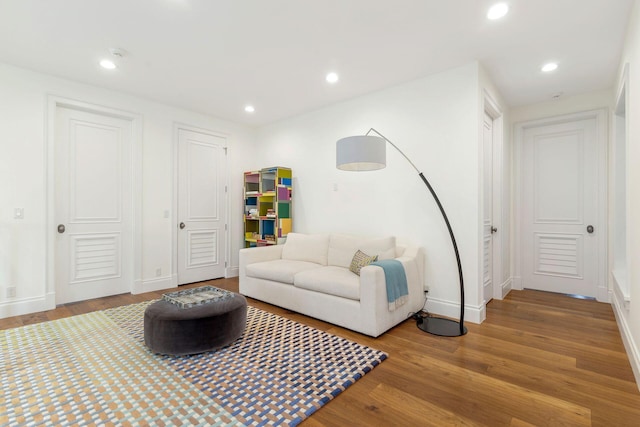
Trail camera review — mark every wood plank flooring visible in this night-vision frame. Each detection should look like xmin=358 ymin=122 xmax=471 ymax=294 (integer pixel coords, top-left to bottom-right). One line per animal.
xmin=1 ymin=278 xmax=639 ymax=426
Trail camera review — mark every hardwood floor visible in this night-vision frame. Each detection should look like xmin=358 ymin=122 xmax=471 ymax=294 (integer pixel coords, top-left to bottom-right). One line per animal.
xmin=2 ymin=278 xmax=639 ymax=426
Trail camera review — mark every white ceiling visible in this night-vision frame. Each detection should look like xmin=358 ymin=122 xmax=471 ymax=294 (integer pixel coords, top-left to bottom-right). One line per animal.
xmin=0 ymin=0 xmax=633 ymax=126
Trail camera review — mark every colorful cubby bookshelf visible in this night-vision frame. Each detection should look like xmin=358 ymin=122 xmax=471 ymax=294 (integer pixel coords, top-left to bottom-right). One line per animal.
xmin=243 ymin=167 xmax=292 ymax=248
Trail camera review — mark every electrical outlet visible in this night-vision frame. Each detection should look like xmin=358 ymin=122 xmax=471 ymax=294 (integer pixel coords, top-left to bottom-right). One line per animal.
xmin=7 ymin=286 xmax=16 ymax=298
xmin=155 ymin=268 xmax=162 ymax=277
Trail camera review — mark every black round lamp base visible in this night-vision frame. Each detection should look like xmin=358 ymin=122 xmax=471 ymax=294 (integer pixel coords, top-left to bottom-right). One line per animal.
xmin=417 ymin=316 xmax=467 ymax=337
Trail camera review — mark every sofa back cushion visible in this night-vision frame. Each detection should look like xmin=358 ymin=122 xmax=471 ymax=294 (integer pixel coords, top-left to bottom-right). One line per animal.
xmin=328 ymin=234 xmax=396 ymax=268
xmin=281 ymin=233 xmax=330 ymax=265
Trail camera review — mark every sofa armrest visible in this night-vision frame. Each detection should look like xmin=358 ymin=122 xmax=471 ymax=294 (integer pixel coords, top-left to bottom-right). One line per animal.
xmin=239 ymin=245 xmax=284 ymax=271
xmin=395 ymin=245 xmax=425 ymax=290
xmin=360 ymin=245 xmax=424 ymax=290
xmin=240 ymin=244 xmax=284 ymax=262
xmin=359 ymin=246 xmax=425 ymax=334
xmin=359 ymin=252 xmax=423 ymax=304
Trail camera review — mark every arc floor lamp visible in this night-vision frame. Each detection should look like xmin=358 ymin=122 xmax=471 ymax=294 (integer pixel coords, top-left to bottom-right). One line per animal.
xmin=336 ymin=128 xmax=467 ymax=337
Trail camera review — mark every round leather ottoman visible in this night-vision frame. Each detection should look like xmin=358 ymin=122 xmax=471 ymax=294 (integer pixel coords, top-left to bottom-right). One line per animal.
xmin=144 ymin=292 xmax=247 ymax=356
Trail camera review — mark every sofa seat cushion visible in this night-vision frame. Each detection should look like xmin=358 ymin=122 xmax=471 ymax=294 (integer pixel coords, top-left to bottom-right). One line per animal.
xmin=294 ymin=266 xmax=360 ymax=301
xmin=245 ymin=259 xmax=322 ymax=285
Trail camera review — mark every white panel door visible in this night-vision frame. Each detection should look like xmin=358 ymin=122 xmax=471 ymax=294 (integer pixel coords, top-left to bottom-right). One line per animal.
xmin=177 ymin=128 xmax=227 ymax=284
xmin=55 ymin=107 xmax=132 ymax=304
xmin=482 ymin=112 xmax=494 ymax=304
xmin=522 ymin=118 xmax=598 ymax=297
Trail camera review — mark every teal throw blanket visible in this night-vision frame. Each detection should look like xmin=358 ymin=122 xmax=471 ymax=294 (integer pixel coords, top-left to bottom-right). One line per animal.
xmin=371 ymin=259 xmax=408 ymax=311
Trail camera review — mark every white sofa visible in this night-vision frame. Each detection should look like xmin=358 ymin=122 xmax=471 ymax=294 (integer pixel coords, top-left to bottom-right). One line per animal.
xmin=239 ymin=233 xmax=425 ymax=337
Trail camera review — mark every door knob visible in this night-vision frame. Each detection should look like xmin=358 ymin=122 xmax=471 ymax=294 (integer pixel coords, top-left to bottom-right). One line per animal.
xmin=57 ymin=224 xmax=66 ymax=234
xmin=491 ymin=226 xmax=498 ymax=234
xmin=587 ymin=225 xmax=594 ymax=234
xmin=179 ymin=222 xmax=186 ymax=229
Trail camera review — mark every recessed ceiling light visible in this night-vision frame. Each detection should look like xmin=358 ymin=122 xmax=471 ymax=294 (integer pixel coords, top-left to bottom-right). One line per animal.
xmin=244 ymin=105 xmax=255 ymax=113
xmin=541 ymin=62 xmax=558 ymax=72
xmin=487 ymin=3 xmax=509 ymax=20
xmin=326 ymin=72 xmax=339 ymax=84
xmin=99 ymin=59 xmax=117 ymax=70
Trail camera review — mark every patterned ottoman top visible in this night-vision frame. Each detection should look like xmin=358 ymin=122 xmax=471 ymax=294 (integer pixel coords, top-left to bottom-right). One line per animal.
xmin=162 ymin=285 xmax=234 ymax=309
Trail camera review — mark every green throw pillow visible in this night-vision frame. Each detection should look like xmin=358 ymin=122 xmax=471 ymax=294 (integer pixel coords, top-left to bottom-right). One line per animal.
xmin=349 ymin=250 xmax=378 ymax=276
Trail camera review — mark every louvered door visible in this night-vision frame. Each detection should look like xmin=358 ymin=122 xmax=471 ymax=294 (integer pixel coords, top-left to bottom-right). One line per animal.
xmin=177 ymin=128 xmax=227 ymax=284
xmin=55 ymin=107 xmax=133 ymax=304
xmin=521 ymin=117 xmax=598 ymax=297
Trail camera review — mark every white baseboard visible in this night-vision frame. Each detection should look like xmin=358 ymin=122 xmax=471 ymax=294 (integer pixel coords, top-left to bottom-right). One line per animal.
xmin=226 ymin=266 xmax=239 ymax=278
xmin=425 ymin=297 xmax=485 ymax=324
xmin=133 ymin=276 xmax=175 ymax=294
xmin=131 ymin=278 xmax=143 ymax=294
xmin=611 ymin=291 xmax=640 ymax=391
xmin=613 ymin=272 xmax=631 ymax=311
xmin=501 ymin=277 xmax=512 ymax=298
xmin=596 ymin=284 xmax=610 ymax=303
xmin=475 ymin=303 xmax=487 ymax=323
xmin=512 ymin=276 xmax=522 ymax=290
xmin=0 ymin=292 xmax=55 ymax=319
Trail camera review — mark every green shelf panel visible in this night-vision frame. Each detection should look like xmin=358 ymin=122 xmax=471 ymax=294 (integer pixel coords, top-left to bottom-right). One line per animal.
xmin=277 ymin=202 xmax=290 ymax=218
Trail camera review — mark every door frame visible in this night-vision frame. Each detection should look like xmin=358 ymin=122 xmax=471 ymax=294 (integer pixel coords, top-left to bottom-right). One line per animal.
xmin=172 ymin=123 xmax=230 ymax=286
xmin=513 ymin=109 xmax=608 ymax=302
xmin=46 ymin=95 xmax=143 ymax=304
xmin=482 ymin=90 xmax=505 ymax=304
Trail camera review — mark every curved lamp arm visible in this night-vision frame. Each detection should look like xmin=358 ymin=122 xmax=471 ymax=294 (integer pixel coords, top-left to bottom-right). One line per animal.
xmin=365 ymin=128 xmax=466 ymax=336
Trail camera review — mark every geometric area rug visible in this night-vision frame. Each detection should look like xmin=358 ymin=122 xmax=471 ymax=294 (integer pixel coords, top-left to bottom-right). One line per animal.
xmin=0 ymin=301 xmax=387 ymax=426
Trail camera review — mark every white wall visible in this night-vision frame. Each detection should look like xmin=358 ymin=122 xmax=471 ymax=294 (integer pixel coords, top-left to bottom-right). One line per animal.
xmin=612 ymin=0 xmax=640 ymax=389
xmin=0 ymin=62 xmax=255 ymax=318
xmin=510 ymin=89 xmax=613 ymax=123
xmin=255 ymin=62 xmax=487 ymax=323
